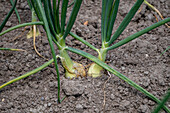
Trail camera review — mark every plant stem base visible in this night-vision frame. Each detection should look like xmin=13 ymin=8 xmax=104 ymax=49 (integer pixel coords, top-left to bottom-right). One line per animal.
xmin=88 ymin=63 xmax=103 ymax=78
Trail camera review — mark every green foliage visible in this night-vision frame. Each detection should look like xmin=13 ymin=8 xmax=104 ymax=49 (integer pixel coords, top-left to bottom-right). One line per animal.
xmin=160 ymin=46 xmax=170 ymax=56
xmin=108 ymin=0 xmax=144 ymax=45
xmin=152 ymin=89 xmax=170 ymax=113
xmin=0 ymin=48 xmax=24 ymax=51
xmin=0 ymin=0 xmax=17 ymax=32
xmin=0 ymin=22 xmax=43 ymax=36
xmin=10 ymin=0 xmax=21 ymax=23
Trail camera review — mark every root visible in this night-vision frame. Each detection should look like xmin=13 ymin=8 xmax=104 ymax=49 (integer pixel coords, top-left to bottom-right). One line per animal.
xmin=137 ymin=4 xmax=143 ymax=14
xmin=135 ymin=0 xmax=170 ymax=28
xmin=151 ymin=7 xmax=170 ymax=28
xmin=33 ymin=25 xmax=48 ymax=61
xmin=144 ymin=0 xmax=170 ymax=28
xmin=12 ymin=25 xmax=48 ymax=60
xmin=103 ymin=71 xmax=112 ymax=113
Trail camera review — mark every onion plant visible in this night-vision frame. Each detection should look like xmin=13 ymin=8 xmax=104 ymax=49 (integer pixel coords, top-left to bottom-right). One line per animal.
xmin=87 ymin=0 xmax=170 ymax=77
xmin=0 ymin=0 xmax=170 ymax=111
xmin=29 ymin=0 xmax=85 ymax=78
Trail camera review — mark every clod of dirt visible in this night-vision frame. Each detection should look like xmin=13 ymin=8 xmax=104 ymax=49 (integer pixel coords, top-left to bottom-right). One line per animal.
xmin=121 ymin=100 xmax=131 ymax=108
xmin=138 ymin=104 xmax=149 ymax=113
xmin=62 ymin=80 xmax=85 ymax=96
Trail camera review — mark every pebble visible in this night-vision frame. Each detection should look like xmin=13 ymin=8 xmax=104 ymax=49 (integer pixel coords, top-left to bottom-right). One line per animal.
xmin=144 ymin=71 xmax=149 ymax=75
xmin=48 ymin=103 xmax=52 ymax=107
xmin=27 ymin=54 xmax=32 ymax=60
xmin=44 ymin=104 xmax=47 ymax=108
xmin=41 ymin=97 xmax=45 ymax=101
xmin=110 ymin=94 xmax=115 ymax=100
xmin=8 ymin=64 xmax=14 ymax=70
xmin=5 ymin=21 xmax=12 ymax=27
xmin=76 ymin=104 xmax=84 ymax=111
xmin=121 ymin=66 xmax=125 ymax=70
xmin=145 ymin=54 xmax=149 ymax=58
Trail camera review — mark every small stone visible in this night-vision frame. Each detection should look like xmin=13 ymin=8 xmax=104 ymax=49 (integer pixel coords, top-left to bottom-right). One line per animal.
xmin=5 ymin=21 xmax=12 ymax=27
xmin=2 ymin=98 xmax=5 ymax=102
xmin=121 ymin=66 xmax=125 ymax=70
xmin=41 ymin=97 xmax=45 ymax=101
xmin=8 ymin=64 xmax=14 ymax=70
xmin=76 ymin=104 xmax=83 ymax=111
xmin=145 ymin=54 xmax=149 ymax=58
xmin=27 ymin=54 xmax=32 ymax=60
xmin=44 ymin=104 xmax=47 ymax=107
xmin=144 ymin=71 xmax=149 ymax=75
xmin=48 ymin=103 xmax=52 ymax=107
xmin=110 ymin=94 xmax=115 ymax=100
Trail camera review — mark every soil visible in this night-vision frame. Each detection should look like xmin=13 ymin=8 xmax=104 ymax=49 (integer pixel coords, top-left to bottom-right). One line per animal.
xmin=0 ymin=0 xmax=170 ymax=113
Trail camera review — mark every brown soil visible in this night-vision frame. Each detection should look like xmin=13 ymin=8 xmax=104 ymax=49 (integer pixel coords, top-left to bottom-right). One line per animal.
xmin=0 ymin=0 xmax=170 ymax=113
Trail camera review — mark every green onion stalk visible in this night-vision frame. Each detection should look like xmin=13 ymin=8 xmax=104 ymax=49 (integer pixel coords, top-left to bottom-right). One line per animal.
xmin=57 ymin=35 xmax=85 ymax=78
xmin=88 ymin=0 xmax=120 ymax=77
xmin=27 ymin=8 xmax=41 ymax=39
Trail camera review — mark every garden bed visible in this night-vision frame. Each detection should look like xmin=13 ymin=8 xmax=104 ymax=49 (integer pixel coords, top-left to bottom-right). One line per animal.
xmin=0 ymin=0 xmax=169 ymax=112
